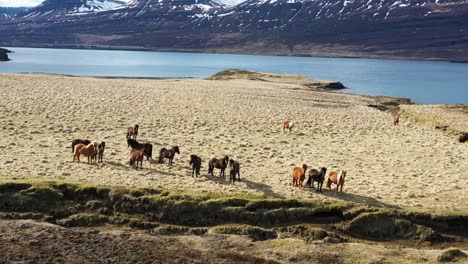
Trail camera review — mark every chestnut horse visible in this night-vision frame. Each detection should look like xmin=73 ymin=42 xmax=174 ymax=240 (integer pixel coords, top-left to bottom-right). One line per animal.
xmin=159 ymin=146 xmax=180 ymax=166
xmin=126 ymin=124 xmax=139 ymax=140
xmin=306 ymin=167 xmax=327 ymax=192
xmin=71 ymin=139 xmax=91 ymax=153
xmin=283 ymin=120 xmax=294 ymax=133
xmin=189 ymin=155 xmax=202 ymax=177
xmin=208 ymin=156 xmax=229 ymax=177
xmin=393 ymin=115 xmax=400 ymax=125
xmin=229 ymin=159 xmax=241 ymax=183
xmin=292 ymin=164 xmax=308 ymax=188
xmin=129 ymin=149 xmax=144 ymax=169
xmin=73 ymin=142 xmax=99 ymax=163
xmin=326 ymin=170 xmax=347 ymax=192
xmin=127 ymin=139 xmax=153 ymax=160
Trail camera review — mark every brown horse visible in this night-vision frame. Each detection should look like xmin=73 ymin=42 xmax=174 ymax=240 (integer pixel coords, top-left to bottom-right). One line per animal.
xmin=126 ymin=124 xmax=139 ymax=140
xmin=229 ymin=159 xmax=241 ymax=183
xmin=159 ymin=146 xmax=180 ymax=166
xmin=208 ymin=156 xmax=229 ymax=177
xmin=73 ymin=142 xmax=99 ymax=163
xmin=129 ymin=149 xmax=144 ymax=169
xmin=292 ymin=164 xmax=308 ymax=188
xmin=71 ymin=139 xmax=91 ymax=153
xmin=283 ymin=120 xmax=294 ymax=133
xmin=326 ymin=170 xmax=347 ymax=192
xmin=127 ymin=138 xmax=153 ymax=160
xmin=393 ymin=115 xmax=400 ymax=125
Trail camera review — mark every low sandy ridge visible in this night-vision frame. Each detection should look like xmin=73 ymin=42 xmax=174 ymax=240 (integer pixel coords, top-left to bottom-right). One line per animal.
xmin=0 ymin=73 xmax=466 ymax=214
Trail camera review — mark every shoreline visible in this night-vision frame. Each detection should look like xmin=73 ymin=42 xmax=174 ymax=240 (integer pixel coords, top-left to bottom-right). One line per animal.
xmin=2 ymin=44 xmax=463 ymax=64
xmin=5 ymin=71 xmax=421 ymax=106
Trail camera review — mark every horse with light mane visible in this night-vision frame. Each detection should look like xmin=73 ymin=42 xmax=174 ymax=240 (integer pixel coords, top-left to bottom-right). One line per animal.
xmin=159 ymin=146 xmax=180 ymax=166
xmin=73 ymin=142 xmax=99 ymax=163
xmin=126 ymin=124 xmax=139 ymax=140
xmin=326 ymin=170 xmax=347 ymax=192
xmin=292 ymin=164 xmax=308 ymax=188
xmin=283 ymin=121 xmax=294 ymax=133
xmin=208 ymin=156 xmax=229 ymax=177
xmin=229 ymin=159 xmax=241 ymax=183
xmin=71 ymin=139 xmax=91 ymax=153
xmin=129 ymin=149 xmax=144 ymax=169
xmin=127 ymin=138 xmax=153 ymax=160
xmin=189 ymin=155 xmax=202 ymax=177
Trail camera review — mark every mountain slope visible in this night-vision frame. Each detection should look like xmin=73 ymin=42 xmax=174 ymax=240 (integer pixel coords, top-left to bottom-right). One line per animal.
xmin=17 ymin=0 xmax=131 ymax=18
xmin=0 ymin=0 xmax=466 ymax=60
xmin=0 ymin=7 xmax=28 ymax=21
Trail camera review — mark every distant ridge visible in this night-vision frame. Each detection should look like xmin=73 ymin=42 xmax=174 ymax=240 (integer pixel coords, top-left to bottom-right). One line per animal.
xmin=0 ymin=0 xmax=467 ymax=61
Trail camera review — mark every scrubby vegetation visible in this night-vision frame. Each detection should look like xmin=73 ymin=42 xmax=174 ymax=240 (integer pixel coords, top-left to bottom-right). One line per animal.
xmin=438 ymin=248 xmax=467 ymax=262
xmin=0 ymin=180 xmax=466 ymax=244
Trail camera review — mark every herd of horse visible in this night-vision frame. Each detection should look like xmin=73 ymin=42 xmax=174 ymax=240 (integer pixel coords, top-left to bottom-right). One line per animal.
xmin=70 ymin=121 xmax=347 ymax=191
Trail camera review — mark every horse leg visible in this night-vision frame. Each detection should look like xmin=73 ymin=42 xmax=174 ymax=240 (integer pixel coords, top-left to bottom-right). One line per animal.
xmin=237 ymin=171 xmax=240 ymax=181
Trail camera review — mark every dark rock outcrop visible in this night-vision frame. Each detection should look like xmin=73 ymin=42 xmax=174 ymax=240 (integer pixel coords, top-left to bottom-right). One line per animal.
xmin=0 ymin=51 xmax=10 ymax=61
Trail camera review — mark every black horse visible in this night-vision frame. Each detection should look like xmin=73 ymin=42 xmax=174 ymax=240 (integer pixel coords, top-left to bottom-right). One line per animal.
xmin=228 ymin=159 xmax=241 ymax=183
xmin=189 ymin=155 xmax=202 ymax=177
xmin=208 ymin=156 xmax=229 ymax=178
xmin=127 ymin=138 xmax=153 ymax=160
xmin=71 ymin=139 xmax=91 ymax=153
xmin=159 ymin=146 xmax=180 ymax=166
xmin=306 ymin=167 xmax=327 ymax=192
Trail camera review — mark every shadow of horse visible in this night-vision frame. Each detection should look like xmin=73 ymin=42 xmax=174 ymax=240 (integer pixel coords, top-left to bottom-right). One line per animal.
xmin=319 ymin=189 xmax=400 ymax=209
xmin=105 ymin=160 xmax=179 ymax=176
xmin=241 ymin=179 xmax=285 ymax=199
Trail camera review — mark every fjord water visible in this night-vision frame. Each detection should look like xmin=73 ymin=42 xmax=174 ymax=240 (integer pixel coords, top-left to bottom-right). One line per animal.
xmin=2 ymin=47 xmax=467 ymax=104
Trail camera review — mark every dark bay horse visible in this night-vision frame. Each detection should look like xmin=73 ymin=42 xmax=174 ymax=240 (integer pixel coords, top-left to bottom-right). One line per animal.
xmin=189 ymin=155 xmax=202 ymax=177
xmin=229 ymin=159 xmax=241 ymax=183
xmin=126 ymin=124 xmax=139 ymax=140
xmin=71 ymin=139 xmax=91 ymax=153
xmin=159 ymin=146 xmax=180 ymax=166
xmin=208 ymin=156 xmax=229 ymax=177
xmin=306 ymin=167 xmax=327 ymax=192
xmin=97 ymin=142 xmax=105 ymax=163
xmin=127 ymin=138 xmax=153 ymax=160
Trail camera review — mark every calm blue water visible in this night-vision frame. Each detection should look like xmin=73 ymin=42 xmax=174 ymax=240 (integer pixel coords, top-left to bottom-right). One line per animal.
xmin=1 ymin=47 xmax=467 ymax=104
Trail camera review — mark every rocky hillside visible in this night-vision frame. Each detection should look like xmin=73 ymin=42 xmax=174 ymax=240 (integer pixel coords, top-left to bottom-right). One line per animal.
xmin=0 ymin=0 xmax=466 ymax=60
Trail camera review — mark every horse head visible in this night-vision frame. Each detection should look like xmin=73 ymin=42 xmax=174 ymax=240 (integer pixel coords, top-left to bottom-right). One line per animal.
xmin=321 ymin=167 xmax=327 ymax=177
xmin=173 ymin=146 xmax=180 ymax=154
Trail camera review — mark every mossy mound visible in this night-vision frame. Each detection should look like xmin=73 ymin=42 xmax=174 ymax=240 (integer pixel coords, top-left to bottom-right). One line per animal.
xmin=209 ymin=224 xmax=277 ymax=241
xmin=152 ymin=225 xmax=208 ymax=236
xmin=57 ymin=213 xmax=108 ymax=227
xmin=438 ymin=248 xmax=467 ymax=262
xmin=344 ymin=211 xmax=439 ymax=242
xmin=276 ymin=225 xmax=330 ymax=242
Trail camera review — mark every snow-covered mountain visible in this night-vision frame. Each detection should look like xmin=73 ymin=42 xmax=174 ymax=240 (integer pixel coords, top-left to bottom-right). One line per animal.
xmin=18 ymin=0 xmax=131 ymax=18
xmin=0 ymin=0 xmax=466 ymax=60
xmin=0 ymin=7 xmax=28 ymax=21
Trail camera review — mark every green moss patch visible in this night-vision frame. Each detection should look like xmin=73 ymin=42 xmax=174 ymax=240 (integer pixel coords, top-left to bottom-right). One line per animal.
xmin=209 ymin=224 xmax=277 ymax=241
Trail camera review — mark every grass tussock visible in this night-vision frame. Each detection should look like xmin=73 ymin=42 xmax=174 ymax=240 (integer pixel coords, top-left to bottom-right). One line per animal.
xmin=438 ymin=248 xmax=467 ymax=262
